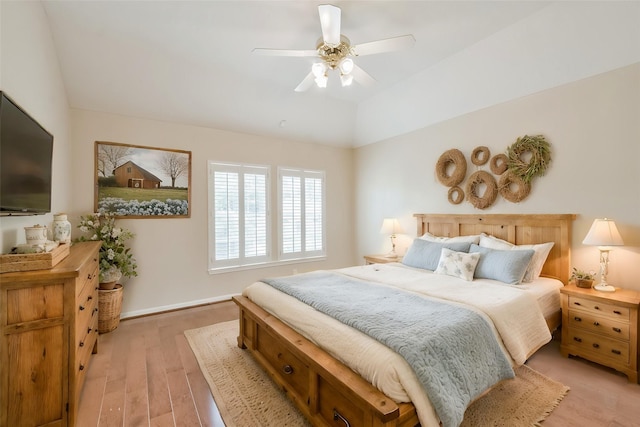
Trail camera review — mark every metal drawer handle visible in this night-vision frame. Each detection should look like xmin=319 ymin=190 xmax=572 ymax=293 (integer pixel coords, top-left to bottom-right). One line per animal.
xmin=573 ymin=302 xmax=581 ymax=306
xmin=79 ymin=341 xmax=84 ymax=347
xmin=594 ymin=306 xmax=600 ymax=310
xmin=592 ymin=343 xmax=600 ymax=349
xmin=87 ymin=327 xmax=92 ymax=334
xmin=88 ymin=295 xmax=93 ymax=301
xmin=79 ymin=364 xmax=85 ymax=371
xmin=573 ymin=337 xmax=582 ymax=343
xmin=574 ymin=316 xmax=582 ymax=322
xmin=613 ymin=327 xmax=622 ymax=333
xmin=612 ymin=349 xmax=622 ymax=355
xmin=593 ymin=321 xmax=600 ymax=326
xmin=333 ymin=410 xmax=351 ymax=427
xmin=282 ymin=365 xmax=293 ymax=375
xmin=613 ymin=310 xmax=622 ymax=315
xmin=79 ymin=305 xmax=85 ymax=311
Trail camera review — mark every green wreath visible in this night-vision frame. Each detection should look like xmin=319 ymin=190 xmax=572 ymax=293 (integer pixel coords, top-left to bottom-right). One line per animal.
xmin=506 ymin=135 xmax=551 ymax=183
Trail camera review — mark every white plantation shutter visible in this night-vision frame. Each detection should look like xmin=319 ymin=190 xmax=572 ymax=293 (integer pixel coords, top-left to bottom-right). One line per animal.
xmin=209 ymin=162 xmax=270 ymax=269
xmin=279 ymin=168 xmax=325 ymax=260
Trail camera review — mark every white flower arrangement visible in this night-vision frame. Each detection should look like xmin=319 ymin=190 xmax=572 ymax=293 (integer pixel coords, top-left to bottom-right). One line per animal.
xmin=76 ymin=212 xmax=138 ymax=283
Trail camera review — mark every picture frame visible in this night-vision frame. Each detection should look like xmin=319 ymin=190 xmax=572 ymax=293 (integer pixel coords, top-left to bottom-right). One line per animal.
xmin=94 ymin=141 xmax=192 ymax=218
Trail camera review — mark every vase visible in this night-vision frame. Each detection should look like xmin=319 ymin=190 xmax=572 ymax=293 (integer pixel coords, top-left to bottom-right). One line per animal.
xmin=576 ymin=278 xmax=594 ymax=289
xmin=100 ymin=265 xmax=122 ymax=288
xmin=52 ymin=213 xmax=72 ymax=244
xmin=99 ymin=281 xmax=118 ymax=290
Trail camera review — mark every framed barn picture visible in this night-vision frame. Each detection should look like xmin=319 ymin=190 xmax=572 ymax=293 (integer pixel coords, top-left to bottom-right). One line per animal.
xmin=94 ymin=141 xmax=192 ymax=218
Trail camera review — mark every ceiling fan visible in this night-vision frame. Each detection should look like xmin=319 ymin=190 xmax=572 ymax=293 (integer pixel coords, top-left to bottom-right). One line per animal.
xmin=252 ymin=4 xmax=415 ymax=92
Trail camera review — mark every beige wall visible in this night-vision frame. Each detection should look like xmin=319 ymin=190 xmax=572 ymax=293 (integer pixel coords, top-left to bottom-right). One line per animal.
xmin=0 ymin=1 xmax=71 ymax=252
xmin=69 ymin=110 xmax=355 ymax=316
xmin=355 ymin=64 xmax=640 ymax=291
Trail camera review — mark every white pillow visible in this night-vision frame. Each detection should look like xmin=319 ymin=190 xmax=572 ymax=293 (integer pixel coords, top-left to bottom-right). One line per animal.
xmin=421 ymin=232 xmax=480 ymax=244
xmin=478 ymin=233 xmax=554 ymax=282
xmin=434 ymin=248 xmax=480 ymax=281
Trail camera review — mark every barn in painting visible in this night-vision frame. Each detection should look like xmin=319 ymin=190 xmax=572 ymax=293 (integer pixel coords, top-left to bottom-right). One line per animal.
xmin=113 ymin=161 xmax=162 ymax=189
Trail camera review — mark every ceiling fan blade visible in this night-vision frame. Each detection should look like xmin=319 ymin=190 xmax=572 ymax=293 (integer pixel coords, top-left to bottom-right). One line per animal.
xmin=252 ymin=48 xmax=318 ymax=57
xmin=318 ymin=4 xmax=341 ymax=46
xmin=352 ymin=34 xmax=415 ymax=56
xmin=351 ymin=64 xmax=376 ymax=87
xmin=294 ymin=72 xmax=316 ymax=92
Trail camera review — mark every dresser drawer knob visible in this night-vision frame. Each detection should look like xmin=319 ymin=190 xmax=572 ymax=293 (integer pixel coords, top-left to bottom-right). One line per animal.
xmin=611 ymin=349 xmax=622 ymax=355
xmin=79 ymin=364 xmax=85 ymax=371
xmin=87 ymin=327 xmax=92 ymax=334
xmin=79 ymin=341 xmax=84 ymax=347
xmin=282 ymin=365 xmax=294 ymax=375
xmin=79 ymin=305 xmax=85 ymax=311
xmin=592 ymin=343 xmax=600 ymax=349
xmin=594 ymin=306 xmax=600 ymax=310
xmin=613 ymin=310 xmax=622 ymax=315
xmin=573 ymin=302 xmax=581 ymax=306
xmin=87 ymin=295 xmax=93 ymax=301
xmin=593 ymin=321 xmax=600 ymax=326
xmin=573 ymin=337 xmax=582 ymax=343
xmin=613 ymin=327 xmax=622 ymax=333
xmin=574 ymin=316 xmax=582 ymax=322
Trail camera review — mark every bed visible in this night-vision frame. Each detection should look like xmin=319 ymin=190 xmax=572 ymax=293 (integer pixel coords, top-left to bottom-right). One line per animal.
xmin=233 ymin=213 xmax=575 ymax=427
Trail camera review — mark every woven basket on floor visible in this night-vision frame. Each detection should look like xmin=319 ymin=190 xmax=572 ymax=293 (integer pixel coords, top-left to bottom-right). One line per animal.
xmin=98 ymin=284 xmax=123 ymax=333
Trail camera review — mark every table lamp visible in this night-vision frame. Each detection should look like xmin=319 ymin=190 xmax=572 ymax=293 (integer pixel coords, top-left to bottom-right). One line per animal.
xmin=582 ymin=218 xmax=624 ymax=292
xmin=380 ymin=218 xmax=404 ymax=258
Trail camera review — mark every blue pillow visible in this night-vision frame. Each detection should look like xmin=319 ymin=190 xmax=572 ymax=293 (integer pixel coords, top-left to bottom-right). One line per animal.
xmin=402 ymin=239 xmax=472 ymax=271
xmin=469 ymin=244 xmax=535 ymax=285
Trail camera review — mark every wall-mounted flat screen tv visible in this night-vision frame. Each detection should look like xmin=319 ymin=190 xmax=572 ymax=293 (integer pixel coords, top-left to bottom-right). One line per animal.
xmin=0 ymin=91 xmax=54 ymax=215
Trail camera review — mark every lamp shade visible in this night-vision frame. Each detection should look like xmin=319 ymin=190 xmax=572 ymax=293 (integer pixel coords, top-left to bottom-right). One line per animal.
xmin=380 ymin=218 xmax=403 ymax=235
xmin=582 ymin=218 xmax=624 ymax=248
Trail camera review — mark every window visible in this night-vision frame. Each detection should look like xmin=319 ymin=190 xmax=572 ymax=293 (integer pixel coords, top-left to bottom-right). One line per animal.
xmin=208 ymin=162 xmax=269 ymax=270
xmin=278 ymin=168 xmax=325 ymax=260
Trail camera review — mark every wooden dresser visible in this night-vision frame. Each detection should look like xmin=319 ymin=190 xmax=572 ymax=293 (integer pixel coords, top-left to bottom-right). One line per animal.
xmin=560 ymin=283 xmax=640 ymax=383
xmin=0 ymin=241 xmax=101 ymax=427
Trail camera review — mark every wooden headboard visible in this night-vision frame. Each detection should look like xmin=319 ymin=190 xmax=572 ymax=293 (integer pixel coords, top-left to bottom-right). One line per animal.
xmin=414 ymin=213 xmax=576 ymax=285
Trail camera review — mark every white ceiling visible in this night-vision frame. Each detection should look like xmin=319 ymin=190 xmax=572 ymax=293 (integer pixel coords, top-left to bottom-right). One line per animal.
xmin=40 ymin=1 xmax=632 ymax=148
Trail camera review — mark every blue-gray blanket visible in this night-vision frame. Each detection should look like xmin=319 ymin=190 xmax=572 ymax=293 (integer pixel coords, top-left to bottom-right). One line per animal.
xmin=262 ymin=271 xmax=514 ymax=427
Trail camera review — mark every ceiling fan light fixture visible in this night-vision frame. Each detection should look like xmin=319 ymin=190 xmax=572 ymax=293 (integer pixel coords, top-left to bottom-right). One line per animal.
xmin=315 ymin=74 xmax=328 ymax=88
xmin=340 ymin=73 xmax=353 ymax=87
xmin=338 ymin=57 xmax=354 ymax=74
xmin=312 ymin=62 xmax=327 ymax=78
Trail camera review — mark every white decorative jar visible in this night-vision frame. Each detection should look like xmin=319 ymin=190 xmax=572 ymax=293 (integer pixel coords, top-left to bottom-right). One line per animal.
xmin=52 ymin=213 xmax=72 ymax=244
xmin=24 ymin=225 xmax=48 ymax=245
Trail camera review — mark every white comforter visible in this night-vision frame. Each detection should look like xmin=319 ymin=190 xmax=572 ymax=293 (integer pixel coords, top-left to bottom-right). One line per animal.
xmin=243 ymin=263 xmax=553 ymax=427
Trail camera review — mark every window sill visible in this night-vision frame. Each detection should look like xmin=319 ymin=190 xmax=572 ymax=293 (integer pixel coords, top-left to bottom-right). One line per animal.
xmin=208 ymin=256 xmax=326 ymax=275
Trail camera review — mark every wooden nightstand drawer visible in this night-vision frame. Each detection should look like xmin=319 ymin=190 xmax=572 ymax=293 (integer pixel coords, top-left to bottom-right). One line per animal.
xmin=568 ymin=295 xmax=630 ymax=320
xmin=566 ymin=329 xmax=630 ymax=364
xmin=568 ymin=309 xmax=630 ymax=341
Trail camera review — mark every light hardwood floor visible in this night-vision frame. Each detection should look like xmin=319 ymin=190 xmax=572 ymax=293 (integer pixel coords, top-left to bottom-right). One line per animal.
xmin=78 ymin=300 xmax=640 ymax=427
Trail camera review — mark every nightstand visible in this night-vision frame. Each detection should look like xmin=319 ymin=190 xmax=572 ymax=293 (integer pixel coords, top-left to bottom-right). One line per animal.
xmin=560 ymin=284 xmax=640 ymax=383
xmin=364 ymin=254 xmax=402 ymax=265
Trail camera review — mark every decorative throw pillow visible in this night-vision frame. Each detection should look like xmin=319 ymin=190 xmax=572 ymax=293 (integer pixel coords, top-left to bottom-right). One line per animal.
xmin=402 ymin=239 xmax=472 ymax=271
xmin=420 ymin=232 xmax=480 ymax=244
xmin=434 ymin=248 xmax=480 ymax=281
xmin=470 ymin=244 xmax=535 ymax=285
xmin=478 ymin=233 xmax=554 ymax=282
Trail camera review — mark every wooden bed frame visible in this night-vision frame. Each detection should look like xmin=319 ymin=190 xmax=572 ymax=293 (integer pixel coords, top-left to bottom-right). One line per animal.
xmin=233 ymin=213 xmax=575 ymax=427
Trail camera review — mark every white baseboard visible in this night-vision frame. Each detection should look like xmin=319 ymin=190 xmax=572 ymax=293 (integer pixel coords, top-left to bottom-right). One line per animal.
xmin=120 ymin=293 xmax=240 ymax=319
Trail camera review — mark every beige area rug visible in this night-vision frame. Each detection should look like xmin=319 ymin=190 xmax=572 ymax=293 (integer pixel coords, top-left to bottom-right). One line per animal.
xmin=185 ymin=321 xmax=569 ymax=427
